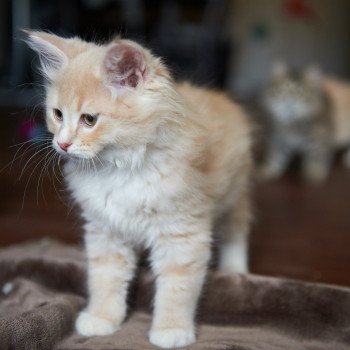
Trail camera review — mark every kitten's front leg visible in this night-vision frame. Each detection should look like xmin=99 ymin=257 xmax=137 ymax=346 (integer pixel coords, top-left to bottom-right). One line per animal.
xmin=302 ymin=145 xmax=331 ymax=184
xmin=258 ymin=137 xmax=291 ymax=181
xmin=76 ymin=227 xmax=136 ymax=337
xmin=149 ymin=229 xmax=211 ymax=348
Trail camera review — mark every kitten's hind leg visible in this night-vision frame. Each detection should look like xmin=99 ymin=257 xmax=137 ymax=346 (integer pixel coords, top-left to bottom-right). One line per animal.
xmin=75 ymin=226 xmax=137 ymax=337
xmin=218 ymin=193 xmax=252 ymax=274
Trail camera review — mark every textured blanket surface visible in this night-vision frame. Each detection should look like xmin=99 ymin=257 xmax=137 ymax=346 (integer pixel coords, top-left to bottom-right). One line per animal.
xmin=0 ymin=239 xmax=349 ymax=350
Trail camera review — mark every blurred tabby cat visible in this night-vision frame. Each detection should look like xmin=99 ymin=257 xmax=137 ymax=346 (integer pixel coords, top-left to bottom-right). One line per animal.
xmin=26 ymin=31 xmax=252 ymax=348
xmin=259 ymin=62 xmax=350 ymax=184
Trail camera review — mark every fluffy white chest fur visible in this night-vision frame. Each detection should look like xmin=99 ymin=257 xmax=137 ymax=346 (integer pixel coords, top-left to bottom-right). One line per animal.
xmin=64 ymin=151 xmax=204 ymax=248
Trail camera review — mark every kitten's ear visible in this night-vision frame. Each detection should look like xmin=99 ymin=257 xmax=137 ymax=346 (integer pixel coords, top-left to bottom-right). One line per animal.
xmin=271 ymin=61 xmax=289 ymax=80
xmin=24 ymin=30 xmax=69 ymax=78
xmin=303 ymin=65 xmax=323 ymax=87
xmin=103 ymin=42 xmax=147 ymax=93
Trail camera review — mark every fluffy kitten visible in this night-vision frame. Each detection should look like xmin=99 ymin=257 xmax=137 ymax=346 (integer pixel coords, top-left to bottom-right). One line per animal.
xmin=259 ymin=63 xmax=332 ymax=184
xmin=26 ymin=31 xmax=252 ymax=348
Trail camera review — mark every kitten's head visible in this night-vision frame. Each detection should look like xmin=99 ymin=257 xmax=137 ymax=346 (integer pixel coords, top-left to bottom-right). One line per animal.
xmin=26 ymin=31 xmax=178 ymax=162
xmin=262 ymin=61 xmax=325 ymax=122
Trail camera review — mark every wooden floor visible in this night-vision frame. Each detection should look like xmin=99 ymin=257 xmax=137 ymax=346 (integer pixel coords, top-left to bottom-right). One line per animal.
xmin=1 ymin=108 xmax=350 ymax=287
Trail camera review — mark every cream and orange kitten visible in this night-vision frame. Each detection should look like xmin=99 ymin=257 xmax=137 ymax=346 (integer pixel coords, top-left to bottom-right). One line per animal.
xmin=26 ymin=31 xmax=252 ymax=348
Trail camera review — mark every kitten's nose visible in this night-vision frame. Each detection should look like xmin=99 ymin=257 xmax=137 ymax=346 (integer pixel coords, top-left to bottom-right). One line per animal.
xmin=58 ymin=142 xmax=72 ymax=152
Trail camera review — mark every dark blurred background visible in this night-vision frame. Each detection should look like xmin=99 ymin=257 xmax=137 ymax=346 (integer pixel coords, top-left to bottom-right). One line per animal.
xmin=0 ymin=0 xmax=350 ymax=286
xmin=2 ymin=0 xmax=350 ymax=103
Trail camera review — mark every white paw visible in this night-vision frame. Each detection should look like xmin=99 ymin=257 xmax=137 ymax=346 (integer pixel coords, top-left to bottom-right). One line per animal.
xmin=75 ymin=311 xmax=118 ymax=336
xmin=257 ymin=164 xmax=282 ymax=182
xmin=220 ymin=258 xmax=248 ymax=274
xmin=219 ymin=240 xmax=248 ymax=274
xmin=149 ymin=328 xmax=195 ymax=348
xmin=302 ymin=165 xmax=328 ymax=185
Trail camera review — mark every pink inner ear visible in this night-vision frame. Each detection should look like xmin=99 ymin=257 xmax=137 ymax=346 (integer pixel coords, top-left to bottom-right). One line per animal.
xmin=104 ymin=44 xmax=146 ymax=89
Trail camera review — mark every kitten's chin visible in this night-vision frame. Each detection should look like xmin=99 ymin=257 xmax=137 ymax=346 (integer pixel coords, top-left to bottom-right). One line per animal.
xmin=68 ymin=153 xmax=95 ymax=160
xmin=57 ymin=151 xmax=96 ymax=160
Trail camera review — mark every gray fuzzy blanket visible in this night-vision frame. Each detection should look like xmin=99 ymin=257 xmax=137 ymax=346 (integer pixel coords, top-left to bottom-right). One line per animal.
xmin=0 ymin=239 xmax=349 ymax=350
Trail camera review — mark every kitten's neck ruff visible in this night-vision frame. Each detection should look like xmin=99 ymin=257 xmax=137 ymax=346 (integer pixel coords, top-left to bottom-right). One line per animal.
xmin=101 ymin=143 xmax=148 ymax=171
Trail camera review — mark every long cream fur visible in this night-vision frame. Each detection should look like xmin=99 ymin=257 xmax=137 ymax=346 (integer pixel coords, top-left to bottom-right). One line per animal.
xmin=26 ymin=31 xmax=253 ymax=348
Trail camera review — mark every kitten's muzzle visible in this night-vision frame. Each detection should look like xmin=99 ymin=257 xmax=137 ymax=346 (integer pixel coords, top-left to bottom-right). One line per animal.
xmin=58 ymin=142 xmax=72 ymax=152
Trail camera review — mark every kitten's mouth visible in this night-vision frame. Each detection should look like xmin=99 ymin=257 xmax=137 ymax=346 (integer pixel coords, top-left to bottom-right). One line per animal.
xmin=55 ymin=150 xmax=93 ymax=160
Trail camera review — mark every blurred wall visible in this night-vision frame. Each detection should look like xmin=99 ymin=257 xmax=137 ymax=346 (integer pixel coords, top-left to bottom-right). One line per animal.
xmin=227 ymin=0 xmax=350 ymax=96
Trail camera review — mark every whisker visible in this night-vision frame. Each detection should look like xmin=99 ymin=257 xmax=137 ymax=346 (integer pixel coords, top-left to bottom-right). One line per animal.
xmin=0 ymin=138 xmax=50 ymax=174
xmin=48 ymin=151 xmax=62 ymax=185
xmin=19 ymin=144 xmax=53 ymax=180
xmin=9 ymin=136 xmax=51 ymax=149
xmin=91 ymin=157 xmax=97 ymax=175
xmin=89 ymin=159 xmax=93 ymax=175
xmin=36 ymin=149 xmax=56 ymax=205
xmin=50 ymin=153 xmax=65 ymax=205
xmin=19 ymin=147 xmax=52 ymax=214
xmin=57 ymin=156 xmax=64 ymax=177
xmin=16 ymin=140 xmax=52 ymax=170
xmin=95 ymin=154 xmax=105 ymax=169
xmin=16 ymin=143 xmax=49 ymax=170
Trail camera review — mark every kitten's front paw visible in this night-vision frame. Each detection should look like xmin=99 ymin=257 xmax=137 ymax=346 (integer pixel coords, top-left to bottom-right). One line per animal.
xmin=75 ymin=311 xmax=118 ymax=336
xmin=149 ymin=328 xmax=195 ymax=348
xmin=257 ymin=164 xmax=283 ymax=182
xmin=302 ymin=164 xmax=328 ymax=185
xmin=219 ymin=242 xmax=248 ymax=274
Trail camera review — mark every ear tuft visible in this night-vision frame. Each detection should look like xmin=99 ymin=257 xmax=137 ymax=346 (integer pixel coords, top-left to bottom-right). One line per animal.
xmin=103 ymin=42 xmax=146 ymax=92
xmin=24 ymin=30 xmax=68 ymax=79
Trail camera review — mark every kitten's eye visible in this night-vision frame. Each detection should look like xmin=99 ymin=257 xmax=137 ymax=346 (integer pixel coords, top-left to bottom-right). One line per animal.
xmin=53 ymin=108 xmax=63 ymax=121
xmin=81 ymin=113 xmax=98 ymax=127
